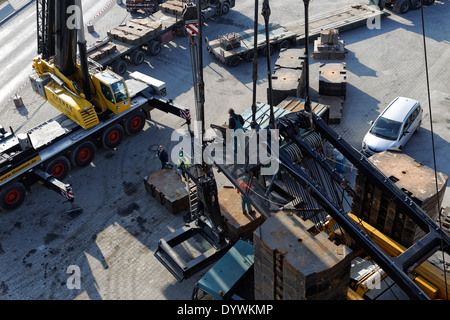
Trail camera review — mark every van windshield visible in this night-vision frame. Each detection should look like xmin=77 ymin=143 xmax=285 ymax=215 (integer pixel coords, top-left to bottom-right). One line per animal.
xmin=370 ymin=117 xmax=402 ymax=140
xmin=110 ymin=80 xmax=128 ymax=103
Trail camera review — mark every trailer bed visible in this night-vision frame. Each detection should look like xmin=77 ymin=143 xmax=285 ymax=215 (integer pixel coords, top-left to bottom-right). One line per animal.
xmin=284 ymin=4 xmax=387 ymax=44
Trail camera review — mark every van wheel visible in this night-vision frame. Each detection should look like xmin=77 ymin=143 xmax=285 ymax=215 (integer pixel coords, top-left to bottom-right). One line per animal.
xmin=221 ymin=3 xmax=230 ymax=15
xmin=45 ymin=156 xmax=71 ymax=180
xmin=0 ymin=182 xmax=26 ymax=211
xmin=71 ymin=140 xmax=96 ymax=168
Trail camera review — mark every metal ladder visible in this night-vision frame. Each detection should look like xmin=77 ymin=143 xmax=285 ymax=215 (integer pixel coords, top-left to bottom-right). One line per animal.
xmin=187 ymin=178 xmax=199 ymax=218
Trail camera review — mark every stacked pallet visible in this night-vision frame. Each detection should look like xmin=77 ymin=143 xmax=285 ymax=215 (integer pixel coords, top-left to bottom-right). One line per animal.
xmin=270 ymin=48 xmax=306 ymax=106
xmin=317 ymin=62 xmax=347 ymax=124
xmin=107 ymin=19 xmax=162 ymax=45
xmin=253 ymin=211 xmax=352 ymax=300
xmin=88 ymin=42 xmax=117 ymax=62
xmin=160 ymin=0 xmax=185 ymax=16
xmin=352 ymin=151 xmax=448 ymax=247
xmin=313 ymin=29 xmax=346 ymax=60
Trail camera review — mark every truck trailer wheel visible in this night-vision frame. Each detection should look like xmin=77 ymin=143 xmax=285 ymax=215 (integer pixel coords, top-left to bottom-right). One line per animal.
xmin=0 ymin=182 xmax=26 ymax=211
xmin=278 ymin=39 xmax=291 ymax=50
xmin=262 ymin=44 xmax=275 ymax=56
xmin=131 ymin=50 xmax=145 ymax=65
xmin=410 ymin=0 xmax=421 ymax=10
xmin=102 ymin=124 xmax=125 ymax=149
xmin=125 ymin=111 xmax=146 ymax=135
xmin=227 ymin=55 xmax=241 ymax=67
xmin=393 ymin=0 xmax=410 ymax=13
xmin=70 ymin=140 xmax=96 ymax=168
xmin=112 ymin=60 xmax=127 ymax=76
xmin=147 ymin=40 xmax=162 ymax=56
xmin=45 ymin=156 xmax=71 ymax=180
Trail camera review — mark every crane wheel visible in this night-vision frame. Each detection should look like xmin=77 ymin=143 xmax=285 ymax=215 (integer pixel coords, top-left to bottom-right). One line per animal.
xmin=102 ymin=124 xmax=125 ymax=149
xmin=0 ymin=182 xmax=26 ymax=211
xmin=70 ymin=140 xmax=96 ymax=168
xmin=125 ymin=111 xmax=146 ymax=135
xmin=45 ymin=156 xmax=71 ymax=180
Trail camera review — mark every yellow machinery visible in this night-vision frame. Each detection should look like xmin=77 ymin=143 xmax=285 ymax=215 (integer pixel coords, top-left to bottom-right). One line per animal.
xmin=31 ymin=0 xmax=130 ymax=130
xmin=32 ymin=57 xmax=131 ymax=129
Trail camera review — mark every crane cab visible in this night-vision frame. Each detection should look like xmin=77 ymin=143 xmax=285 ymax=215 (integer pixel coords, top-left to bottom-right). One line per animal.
xmin=91 ymin=70 xmax=131 ymax=115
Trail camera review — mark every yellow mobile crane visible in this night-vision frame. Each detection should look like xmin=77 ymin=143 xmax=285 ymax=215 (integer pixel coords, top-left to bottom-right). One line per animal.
xmin=32 ymin=0 xmax=131 ymax=130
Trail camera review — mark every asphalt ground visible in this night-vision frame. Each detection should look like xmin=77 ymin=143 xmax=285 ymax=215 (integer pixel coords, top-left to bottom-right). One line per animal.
xmin=0 ymin=0 xmax=449 ymax=300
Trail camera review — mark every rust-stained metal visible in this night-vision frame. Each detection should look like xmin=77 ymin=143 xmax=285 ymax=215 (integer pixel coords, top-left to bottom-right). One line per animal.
xmin=218 ymin=187 xmax=265 ymax=242
xmin=144 ymin=169 xmax=189 ymax=214
xmin=353 ymin=151 xmax=448 ymax=247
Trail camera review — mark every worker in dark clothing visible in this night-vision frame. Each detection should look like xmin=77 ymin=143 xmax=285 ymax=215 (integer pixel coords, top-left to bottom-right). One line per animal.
xmin=228 ymin=108 xmax=246 ymax=153
xmin=228 ymin=108 xmax=245 ymax=130
xmin=156 ymin=145 xmax=172 ymax=169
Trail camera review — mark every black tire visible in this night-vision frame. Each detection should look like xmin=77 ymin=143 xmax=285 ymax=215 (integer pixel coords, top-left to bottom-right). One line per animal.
xmin=262 ymin=44 xmax=275 ymax=56
xmin=147 ymin=40 xmax=162 ymax=56
xmin=45 ymin=156 xmax=71 ymax=180
xmin=410 ymin=0 xmax=421 ymax=10
xmin=0 ymin=182 xmax=26 ymax=211
xmin=278 ymin=39 xmax=291 ymax=51
xmin=394 ymin=0 xmax=410 ymax=13
xmin=112 ymin=60 xmax=127 ymax=76
xmin=244 ymin=50 xmax=255 ymax=62
xmin=221 ymin=2 xmax=230 ymax=15
xmin=131 ymin=50 xmax=145 ymax=65
xmin=70 ymin=140 xmax=96 ymax=168
xmin=124 ymin=111 xmax=146 ymax=135
xmin=227 ymin=55 xmax=241 ymax=67
xmin=102 ymin=124 xmax=125 ymax=149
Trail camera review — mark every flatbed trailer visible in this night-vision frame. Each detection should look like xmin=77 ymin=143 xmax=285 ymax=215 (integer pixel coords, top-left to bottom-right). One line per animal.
xmin=0 ymin=72 xmax=191 ymax=211
xmin=207 ymin=3 xmax=387 ymax=67
xmin=87 ymin=9 xmax=186 ymax=76
xmin=207 ymin=23 xmax=297 ymax=67
xmin=88 ymin=0 xmax=236 ymax=75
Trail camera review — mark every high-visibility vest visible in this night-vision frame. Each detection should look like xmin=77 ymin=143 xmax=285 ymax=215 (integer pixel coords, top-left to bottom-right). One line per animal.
xmin=178 ymin=156 xmax=190 ymax=168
